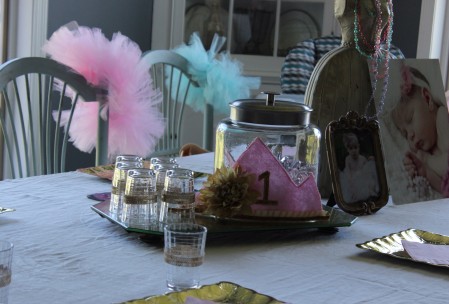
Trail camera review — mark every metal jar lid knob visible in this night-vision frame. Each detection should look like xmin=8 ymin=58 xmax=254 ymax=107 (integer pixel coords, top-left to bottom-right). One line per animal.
xmin=229 ymin=92 xmax=312 ymax=126
xmin=264 ymin=91 xmax=279 ymax=106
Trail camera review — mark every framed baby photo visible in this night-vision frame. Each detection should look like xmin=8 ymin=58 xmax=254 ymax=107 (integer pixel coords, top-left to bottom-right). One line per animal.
xmin=325 ymin=111 xmax=389 ymax=215
xmin=371 ymin=59 xmax=449 ymax=204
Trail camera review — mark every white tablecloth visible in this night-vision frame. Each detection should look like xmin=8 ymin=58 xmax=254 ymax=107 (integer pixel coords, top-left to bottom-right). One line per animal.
xmin=2 ymin=170 xmax=449 ymax=304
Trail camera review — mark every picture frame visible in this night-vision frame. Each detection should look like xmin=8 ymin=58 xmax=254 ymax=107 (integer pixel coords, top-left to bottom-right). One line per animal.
xmin=372 ymin=59 xmax=448 ymax=204
xmin=325 ymin=111 xmax=389 ymax=215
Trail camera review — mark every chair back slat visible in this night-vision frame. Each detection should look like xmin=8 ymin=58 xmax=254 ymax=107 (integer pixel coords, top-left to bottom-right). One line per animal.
xmin=175 ymin=79 xmax=190 ymax=152
xmin=169 ymin=64 xmax=179 ymax=151
xmin=52 ymin=82 xmax=68 ymax=174
xmin=37 ymin=74 xmax=44 ymax=175
xmin=1 ymin=89 xmax=23 ymax=178
xmin=12 ymin=79 xmax=29 ymax=178
xmin=60 ymin=94 xmax=79 ymax=173
xmin=24 ymin=74 xmax=40 ymax=176
xmin=44 ymin=75 xmax=53 ymax=175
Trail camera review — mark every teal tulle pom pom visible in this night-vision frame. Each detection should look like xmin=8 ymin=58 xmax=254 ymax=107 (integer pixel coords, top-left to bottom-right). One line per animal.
xmin=171 ymin=32 xmax=261 ymax=114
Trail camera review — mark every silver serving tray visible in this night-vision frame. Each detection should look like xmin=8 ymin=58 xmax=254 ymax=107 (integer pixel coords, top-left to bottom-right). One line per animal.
xmin=91 ymin=200 xmax=357 ymax=235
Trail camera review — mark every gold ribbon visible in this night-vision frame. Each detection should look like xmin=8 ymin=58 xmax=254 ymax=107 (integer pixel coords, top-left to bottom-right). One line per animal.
xmin=164 ymin=246 xmax=204 ymax=267
xmin=123 ymin=192 xmax=158 ymax=205
xmin=162 ymin=191 xmax=195 ymax=205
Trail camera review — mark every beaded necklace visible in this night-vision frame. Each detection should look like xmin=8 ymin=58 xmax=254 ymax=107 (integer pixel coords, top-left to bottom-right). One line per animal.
xmin=353 ymin=0 xmax=394 ymax=118
xmin=354 ymin=0 xmax=381 ymax=57
xmin=374 ymin=0 xmax=393 ymax=117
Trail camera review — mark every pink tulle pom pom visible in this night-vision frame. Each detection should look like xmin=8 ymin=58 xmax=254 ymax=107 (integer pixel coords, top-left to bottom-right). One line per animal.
xmin=43 ymin=22 xmax=165 ymax=160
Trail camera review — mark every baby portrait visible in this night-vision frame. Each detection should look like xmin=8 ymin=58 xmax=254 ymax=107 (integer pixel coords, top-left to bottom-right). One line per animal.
xmin=337 ymin=130 xmax=380 ymax=204
xmin=374 ymin=59 xmax=449 ymax=204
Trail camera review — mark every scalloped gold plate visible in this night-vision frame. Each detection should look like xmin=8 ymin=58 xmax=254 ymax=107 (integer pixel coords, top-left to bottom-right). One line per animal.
xmin=77 ymin=164 xmax=115 ymax=180
xmin=0 ymin=207 xmax=15 ymax=214
xmin=122 ymin=281 xmax=285 ymax=304
xmin=356 ymin=228 xmax=449 ymax=267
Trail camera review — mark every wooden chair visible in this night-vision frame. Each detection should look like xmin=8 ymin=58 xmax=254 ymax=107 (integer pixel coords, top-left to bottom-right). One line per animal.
xmin=0 ymin=57 xmax=108 ymax=179
xmin=141 ymin=50 xmax=213 ymax=157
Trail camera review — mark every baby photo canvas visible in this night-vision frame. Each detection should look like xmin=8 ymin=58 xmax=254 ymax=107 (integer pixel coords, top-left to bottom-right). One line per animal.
xmin=372 ymin=59 xmax=449 ymax=204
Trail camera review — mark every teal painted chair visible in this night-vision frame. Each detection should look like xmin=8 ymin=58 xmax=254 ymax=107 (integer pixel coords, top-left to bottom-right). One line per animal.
xmin=0 ymin=57 xmax=108 ymax=179
xmin=141 ymin=50 xmax=213 ymax=157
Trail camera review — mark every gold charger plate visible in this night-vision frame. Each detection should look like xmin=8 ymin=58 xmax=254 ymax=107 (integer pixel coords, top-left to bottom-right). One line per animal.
xmin=356 ymin=228 xmax=449 ymax=267
xmin=122 ymin=281 xmax=285 ymax=304
xmin=77 ymin=164 xmax=115 ymax=180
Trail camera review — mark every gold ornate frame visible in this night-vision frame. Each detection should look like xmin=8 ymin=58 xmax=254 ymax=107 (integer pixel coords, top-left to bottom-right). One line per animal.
xmin=325 ymin=111 xmax=388 ymax=215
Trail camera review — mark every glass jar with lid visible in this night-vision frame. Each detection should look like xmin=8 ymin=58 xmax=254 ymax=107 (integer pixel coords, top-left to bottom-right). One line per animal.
xmin=214 ymin=92 xmax=321 ymax=184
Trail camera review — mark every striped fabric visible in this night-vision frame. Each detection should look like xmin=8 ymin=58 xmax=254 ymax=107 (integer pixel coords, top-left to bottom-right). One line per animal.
xmin=281 ymin=35 xmax=405 ymax=95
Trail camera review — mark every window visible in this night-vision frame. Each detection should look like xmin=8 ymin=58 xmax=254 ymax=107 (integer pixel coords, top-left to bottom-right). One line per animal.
xmin=153 ymin=0 xmax=448 ymax=91
xmin=175 ymin=0 xmax=335 ymax=79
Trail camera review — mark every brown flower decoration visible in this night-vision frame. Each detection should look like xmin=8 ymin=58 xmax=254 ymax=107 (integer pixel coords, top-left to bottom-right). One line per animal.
xmin=199 ymin=165 xmax=259 ymax=217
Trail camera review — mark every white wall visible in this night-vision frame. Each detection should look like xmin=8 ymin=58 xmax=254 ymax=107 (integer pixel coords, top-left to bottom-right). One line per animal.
xmin=7 ymin=0 xmax=48 ymax=60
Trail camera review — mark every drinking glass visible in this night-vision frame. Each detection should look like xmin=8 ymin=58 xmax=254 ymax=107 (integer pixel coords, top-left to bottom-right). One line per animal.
xmin=110 ymin=161 xmax=143 ymax=218
xmin=0 ymin=241 xmax=13 ymax=304
xmin=147 ymin=156 xmax=177 ymax=169
xmin=121 ymin=168 xmax=158 ymax=229
xmin=115 ymin=154 xmax=143 ymax=164
xmin=159 ymin=168 xmax=195 ymax=224
xmin=153 ymin=163 xmax=180 ymax=216
xmin=164 ymin=223 xmax=207 ymax=291
xmin=154 ymin=163 xmax=180 ymax=190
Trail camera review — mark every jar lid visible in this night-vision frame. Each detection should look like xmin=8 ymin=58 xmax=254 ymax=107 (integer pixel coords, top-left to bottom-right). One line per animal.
xmin=229 ymin=92 xmax=312 ymax=126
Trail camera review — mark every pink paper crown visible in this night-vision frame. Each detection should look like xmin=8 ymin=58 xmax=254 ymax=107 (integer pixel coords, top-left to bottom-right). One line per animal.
xmin=234 ymin=138 xmax=324 ymax=217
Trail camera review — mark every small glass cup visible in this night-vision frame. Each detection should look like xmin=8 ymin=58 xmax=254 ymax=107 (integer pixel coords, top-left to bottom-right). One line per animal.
xmin=159 ymin=168 xmax=195 ymax=224
xmin=121 ymin=168 xmax=158 ymax=229
xmin=115 ymin=154 xmax=143 ymax=164
xmin=154 ymin=163 xmax=180 ymax=215
xmin=164 ymin=223 xmax=207 ymax=291
xmin=147 ymin=156 xmax=177 ymax=169
xmin=0 ymin=241 xmax=13 ymax=304
xmin=110 ymin=161 xmax=143 ymax=218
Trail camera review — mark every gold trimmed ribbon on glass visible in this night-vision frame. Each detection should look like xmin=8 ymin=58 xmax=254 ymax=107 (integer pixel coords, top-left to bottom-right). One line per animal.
xmin=156 ymin=181 xmax=164 ymax=191
xmin=123 ymin=192 xmax=158 ymax=204
xmin=164 ymin=246 xmax=204 ymax=267
xmin=162 ymin=191 xmax=195 ymax=207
